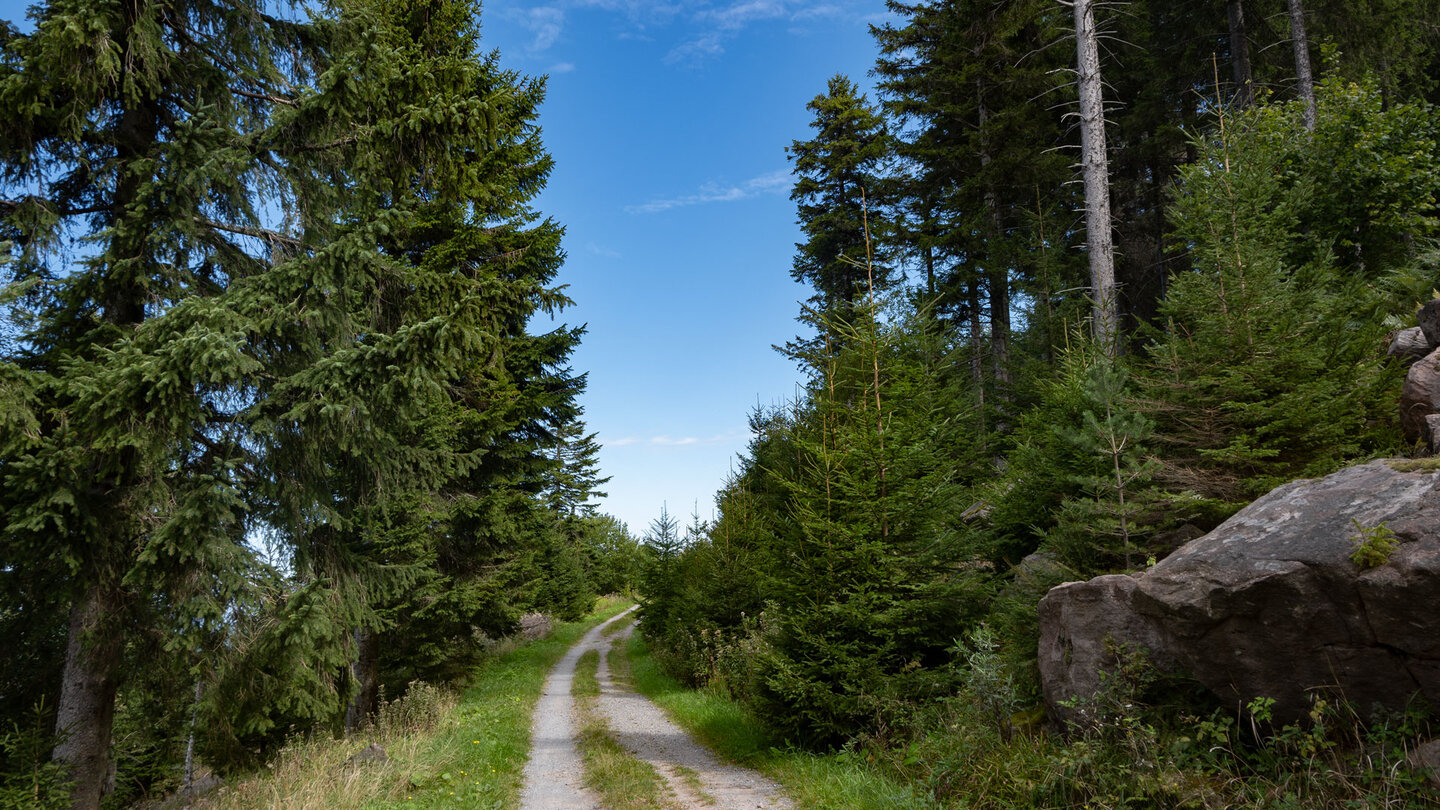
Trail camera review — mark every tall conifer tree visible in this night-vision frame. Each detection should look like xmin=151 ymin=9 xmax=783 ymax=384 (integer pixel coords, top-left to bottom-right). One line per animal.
xmin=0 ymin=0 xmax=569 ymax=802
xmin=787 ymin=75 xmax=891 ymax=344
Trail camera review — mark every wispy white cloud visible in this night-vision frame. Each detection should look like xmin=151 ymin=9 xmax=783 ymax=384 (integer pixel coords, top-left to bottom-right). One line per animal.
xmin=520 ymin=6 xmax=565 ymax=52
xmin=587 ymin=241 xmax=622 ymax=258
xmin=605 ymin=431 xmax=741 ymax=448
xmin=664 ymin=31 xmax=725 ymax=65
xmin=701 ymin=0 xmax=788 ymax=30
xmin=502 ymin=0 xmax=875 ymax=69
xmin=626 ymin=169 xmax=790 ymax=214
xmin=550 ymin=60 xmax=577 ymax=74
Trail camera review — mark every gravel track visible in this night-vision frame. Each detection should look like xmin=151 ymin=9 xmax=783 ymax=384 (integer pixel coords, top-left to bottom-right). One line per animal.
xmin=519 ymin=610 xmax=790 ymax=810
xmin=595 ymin=622 xmax=792 ymax=810
xmin=518 ymin=608 xmax=635 ymax=810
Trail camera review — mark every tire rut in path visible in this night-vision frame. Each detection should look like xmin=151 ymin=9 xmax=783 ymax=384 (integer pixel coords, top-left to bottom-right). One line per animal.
xmin=519 ymin=608 xmax=633 ymax=810
xmin=519 ymin=610 xmax=791 ymax=810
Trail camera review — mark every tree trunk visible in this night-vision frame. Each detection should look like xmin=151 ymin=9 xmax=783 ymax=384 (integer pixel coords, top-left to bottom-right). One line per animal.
xmin=968 ymin=283 xmax=988 ymax=444
xmin=52 ymin=581 xmax=125 ymax=810
xmin=1227 ymin=0 xmax=1253 ymax=107
xmin=1288 ymin=0 xmax=1316 ymax=130
xmin=1072 ymin=0 xmax=1119 ymax=356
xmin=344 ymin=628 xmax=380 ymax=733
xmin=976 ymin=78 xmax=1012 ymax=395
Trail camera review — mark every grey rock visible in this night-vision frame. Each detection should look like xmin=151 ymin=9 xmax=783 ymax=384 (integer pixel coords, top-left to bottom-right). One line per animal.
xmin=1013 ymin=551 xmax=1071 ymax=591
xmin=1038 ymin=575 xmax=1176 ymax=726
xmin=1409 ymin=738 xmax=1440 ymax=788
xmin=519 ymin=612 xmax=552 ymax=641
xmin=1388 ymin=326 xmax=1435 ymax=364
xmin=1153 ymin=523 xmax=1205 ymax=554
xmin=1401 ymin=349 xmax=1440 ymax=447
xmin=1039 ymin=460 xmax=1440 ymax=726
xmin=1419 ymin=300 xmax=1440 ymax=347
xmin=344 ymin=743 xmax=388 ymax=769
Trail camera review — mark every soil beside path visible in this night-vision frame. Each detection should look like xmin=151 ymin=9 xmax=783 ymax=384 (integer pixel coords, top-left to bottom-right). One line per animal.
xmin=519 ymin=609 xmax=791 ymax=810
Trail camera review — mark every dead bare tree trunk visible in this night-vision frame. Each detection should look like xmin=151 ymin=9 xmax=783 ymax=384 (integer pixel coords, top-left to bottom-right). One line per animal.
xmin=1227 ymin=0 xmax=1254 ymax=107
xmin=1288 ymin=0 xmax=1316 ymax=130
xmin=1071 ymin=0 xmax=1119 ymax=356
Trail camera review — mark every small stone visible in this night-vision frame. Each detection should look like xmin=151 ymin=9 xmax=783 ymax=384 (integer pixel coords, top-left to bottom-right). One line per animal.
xmin=344 ymin=743 xmax=388 ymax=769
xmin=1401 ymin=349 xmax=1440 ymax=446
xmin=1408 ymin=739 xmax=1440 ymax=788
xmin=519 ymin=612 xmax=552 ymax=640
xmin=1388 ymin=326 xmax=1435 ymax=365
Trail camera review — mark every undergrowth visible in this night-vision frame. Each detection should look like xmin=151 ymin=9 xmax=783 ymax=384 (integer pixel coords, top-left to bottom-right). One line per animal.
xmin=631 ymin=627 xmax=1440 ymax=809
xmin=193 ymin=596 xmax=633 ymax=810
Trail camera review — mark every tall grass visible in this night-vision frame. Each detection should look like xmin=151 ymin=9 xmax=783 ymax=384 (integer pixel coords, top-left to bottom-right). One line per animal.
xmin=194 ymin=596 xmax=633 ymax=810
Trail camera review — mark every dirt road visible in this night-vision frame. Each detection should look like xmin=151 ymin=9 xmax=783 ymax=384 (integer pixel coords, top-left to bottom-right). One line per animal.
xmin=519 ymin=609 xmax=790 ymax=810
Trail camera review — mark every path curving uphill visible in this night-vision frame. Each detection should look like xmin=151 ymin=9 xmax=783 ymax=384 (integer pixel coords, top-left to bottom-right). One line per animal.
xmin=519 ymin=608 xmax=791 ymax=810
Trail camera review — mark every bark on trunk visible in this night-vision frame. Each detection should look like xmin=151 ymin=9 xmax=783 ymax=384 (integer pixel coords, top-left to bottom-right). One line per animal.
xmin=975 ymin=78 xmax=1012 ymax=394
xmin=1288 ymin=0 xmax=1316 ymax=130
xmin=1227 ymin=0 xmax=1254 ymax=107
xmin=52 ymin=582 xmax=125 ymax=810
xmin=1072 ymin=0 xmax=1119 ymax=356
xmin=968 ymin=283 xmax=987 ymax=444
xmin=344 ymin=628 xmax=380 ymax=733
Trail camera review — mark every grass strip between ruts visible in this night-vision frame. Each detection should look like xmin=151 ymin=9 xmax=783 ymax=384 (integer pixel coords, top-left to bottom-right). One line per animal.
xmin=623 ymin=631 xmax=933 ymax=810
xmin=572 ymin=647 xmax=681 ymax=810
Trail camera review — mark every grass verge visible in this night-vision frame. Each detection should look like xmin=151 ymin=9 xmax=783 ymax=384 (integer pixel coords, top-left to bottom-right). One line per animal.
xmin=572 ymin=648 xmax=679 ymax=810
xmin=195 ymin=596 xmax=633 ymax=810
xmin=623 ymin=632 xmax=932 ymax=810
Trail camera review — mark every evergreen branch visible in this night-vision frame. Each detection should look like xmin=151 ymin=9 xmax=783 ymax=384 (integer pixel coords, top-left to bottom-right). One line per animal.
xmin=194 ymin=217 xmax=300 ymax=248
xmin=284 ymin=134 xmax=362 ymax=153
xmin=0 ymin=196 xmax=108 ymax=217
xmin=231 ymin=88 xmax=297 ymax=107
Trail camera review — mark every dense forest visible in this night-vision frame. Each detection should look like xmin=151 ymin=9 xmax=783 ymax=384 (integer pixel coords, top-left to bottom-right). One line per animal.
xmin=637 ymin=0 xmax=1440 ymax=805
xmin=3 ymin=0 xmax=1440 ymax=808
xmin=0 ymin=1 xmax=637 ymax=807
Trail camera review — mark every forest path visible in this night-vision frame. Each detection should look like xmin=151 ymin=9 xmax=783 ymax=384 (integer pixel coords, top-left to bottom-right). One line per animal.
xmin=518 ymin=608 xmax=634 ymax=810
xmin=519 ymin=608 xmax=791 ymax=810
xmin=595 ymin=621 xmax=792 ymax=810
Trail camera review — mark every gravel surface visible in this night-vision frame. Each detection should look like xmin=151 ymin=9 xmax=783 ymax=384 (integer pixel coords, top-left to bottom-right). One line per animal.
xmin=519 ymin=609 xmax=791 ymax=810
xmin=596 ymin=622 xmax=792 ymax=810
xmin=518 ymin=609 xmax=635 ymax=810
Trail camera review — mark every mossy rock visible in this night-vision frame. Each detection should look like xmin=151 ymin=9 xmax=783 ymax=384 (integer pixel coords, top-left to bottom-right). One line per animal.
xmin=1385 ymin=457 xmax=1440 ymax=473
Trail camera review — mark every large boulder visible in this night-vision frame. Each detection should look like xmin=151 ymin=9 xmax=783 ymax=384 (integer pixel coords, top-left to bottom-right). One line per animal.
xmin=1402 ymin=349 xmax=1440 ymax=450
xmin=1039 ymin=460 xmax=1440 ymax=726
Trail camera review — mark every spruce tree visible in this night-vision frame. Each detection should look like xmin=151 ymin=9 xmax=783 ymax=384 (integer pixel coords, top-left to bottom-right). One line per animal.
xmin=0 ymin=0 xmax=569 ymax=801
xmin=787 ymin=75 xmax=892 ymax=335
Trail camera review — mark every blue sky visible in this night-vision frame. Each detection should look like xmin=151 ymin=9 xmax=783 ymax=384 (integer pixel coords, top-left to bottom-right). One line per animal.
xmin=0 ymin=0 xmax=892 ymax=537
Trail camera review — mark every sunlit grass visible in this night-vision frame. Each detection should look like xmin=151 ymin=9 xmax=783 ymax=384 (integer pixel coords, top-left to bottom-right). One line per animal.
xmin=623 ymin=632 xmax=932 ymax=810
xmin=196 ymin=595 xmax=633 ymax=810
